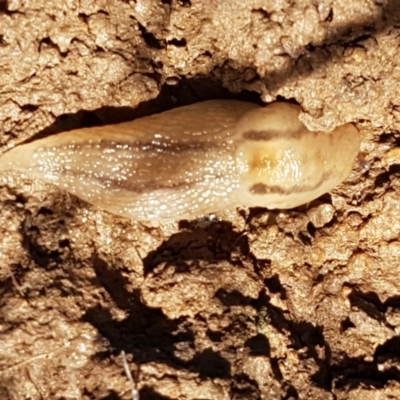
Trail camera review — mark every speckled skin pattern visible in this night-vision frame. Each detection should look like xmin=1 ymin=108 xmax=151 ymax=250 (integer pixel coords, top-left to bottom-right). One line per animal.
xmin=0 ymin=100 xmax=360 ymax=220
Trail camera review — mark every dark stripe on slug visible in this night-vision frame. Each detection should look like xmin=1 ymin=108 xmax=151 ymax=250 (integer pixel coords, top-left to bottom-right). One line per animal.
xmin=249 ymin=183 xmax=290 ymax=195
xmin=61 ymin=165 xmax=197 ymax=194
xmin=242 ymin=127 xmax=311 ymax=141
xmin=250 ymin=183 xmax=271 ymax=194
xmin=94 ymin=139 xmax=224 ymax=154
xmin=249 ymin=171 xmax=334 ymax=196
xmin=243 ymin=130 xmax=284 ymax=141
xmin=53 ymin=138 xmax=224 ymax=155
xmin=94 ymin=174 xmax=194 ymax=194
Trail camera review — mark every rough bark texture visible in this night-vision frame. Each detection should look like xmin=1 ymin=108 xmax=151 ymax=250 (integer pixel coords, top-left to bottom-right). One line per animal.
xmin=1 ymin=0 xmax=400 ymax=399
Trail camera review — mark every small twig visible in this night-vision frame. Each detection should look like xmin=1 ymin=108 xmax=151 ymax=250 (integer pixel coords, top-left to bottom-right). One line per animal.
xmin=121 ymin=351 xmax=139 ymax=400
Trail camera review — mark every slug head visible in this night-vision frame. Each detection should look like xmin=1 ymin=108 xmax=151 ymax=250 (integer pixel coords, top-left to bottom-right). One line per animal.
xmin=232 ymin=102 xmax=361 ymax=209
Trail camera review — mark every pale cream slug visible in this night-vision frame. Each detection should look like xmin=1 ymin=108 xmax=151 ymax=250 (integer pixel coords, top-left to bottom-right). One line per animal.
xmin=0 ymin=100 xmax=360 ymax=220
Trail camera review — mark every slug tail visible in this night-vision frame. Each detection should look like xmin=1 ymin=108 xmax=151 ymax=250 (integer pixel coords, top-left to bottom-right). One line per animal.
xmin=0 ymin=144 xmax=37 ymax=174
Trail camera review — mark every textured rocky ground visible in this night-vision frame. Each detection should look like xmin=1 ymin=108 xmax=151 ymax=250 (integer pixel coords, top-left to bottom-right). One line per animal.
xmin=1 ymin=0 xmax=400 ymax=399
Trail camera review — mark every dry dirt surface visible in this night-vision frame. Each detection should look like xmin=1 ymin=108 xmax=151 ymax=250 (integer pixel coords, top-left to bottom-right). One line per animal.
xmin=1 ymin=0 xmax=400 ymax=399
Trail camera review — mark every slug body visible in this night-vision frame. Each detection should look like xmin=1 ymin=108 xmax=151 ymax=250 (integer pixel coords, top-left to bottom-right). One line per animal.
xmin=0 ymin=100 xmax=360 ymax=220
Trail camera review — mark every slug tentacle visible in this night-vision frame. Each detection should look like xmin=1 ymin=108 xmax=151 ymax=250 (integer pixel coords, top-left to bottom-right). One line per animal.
xmin=0 ymin=100 xmax=360 ymax=221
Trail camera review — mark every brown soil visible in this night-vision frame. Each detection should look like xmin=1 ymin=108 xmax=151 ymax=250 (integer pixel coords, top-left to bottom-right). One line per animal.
xmin=1 ymin=0 xmax=400 ymax=399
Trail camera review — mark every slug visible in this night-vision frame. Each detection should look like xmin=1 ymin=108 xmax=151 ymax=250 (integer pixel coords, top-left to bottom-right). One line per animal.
xmin=0 ymin=100 xmax=360 ymax=220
